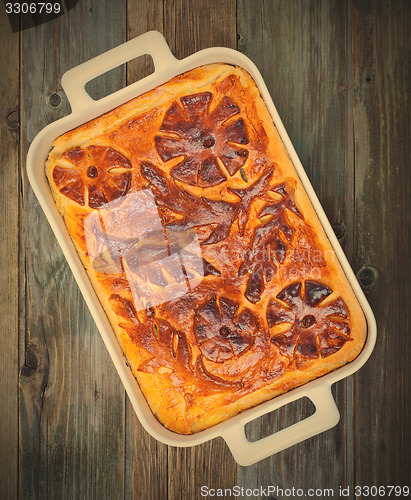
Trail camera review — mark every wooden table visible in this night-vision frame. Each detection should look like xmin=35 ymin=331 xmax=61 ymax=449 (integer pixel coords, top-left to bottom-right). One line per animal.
xmin=1 ymin=1 xmax=409 ymax=498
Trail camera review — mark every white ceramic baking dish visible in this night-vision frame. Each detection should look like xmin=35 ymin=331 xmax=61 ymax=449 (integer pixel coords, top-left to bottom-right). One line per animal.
xmin=27 ymin=31 xmax=377 ymax=466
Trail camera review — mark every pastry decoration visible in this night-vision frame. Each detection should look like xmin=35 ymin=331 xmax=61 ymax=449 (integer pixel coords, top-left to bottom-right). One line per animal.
xmin=140 ymin=160 xmax=274 ymax=245
xmin=194 ymin=295 xmax=258 ymax=362
xmin=238 ymin=183 xmax=302 ymax=303
xmin=267 ymin=280 xmax=352 ymax=360
xmin=155 ymin=92 xmax=249 ymax=187
xmin=53 ymin=145 xmax=131 ymax=208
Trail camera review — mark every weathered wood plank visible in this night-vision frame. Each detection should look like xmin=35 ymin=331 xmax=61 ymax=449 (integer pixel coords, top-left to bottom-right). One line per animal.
xmin=351 ymin=0 xmax=411 ymax=488
xmin=9 ymin=0 xmax=410 ymax=497
xmin=237 ymin=0 xmax=354 ymax=489
xmin=0 ymin=8 xmax=20 ymax=500
xmin=125 ymin=1 xmax=238 ymax=497
xmin=19 ymin=1 xmax=127 ymax=498
xmin=124 ymin=408 xmax=169 ymax=500
xmin=127 ymin=0 xmax=164 ymax=85
xmin=164 ymin=0 xmax=237 ymax=60
xmin=163 ymin=1 xmax=238 ymax=496
xmin=124 ymin=2 xmax=170 ymax=499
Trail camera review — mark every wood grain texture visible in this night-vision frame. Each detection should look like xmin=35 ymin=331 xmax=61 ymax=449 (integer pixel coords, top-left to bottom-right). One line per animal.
xmin=0 ymin=0 xmax=408 ymax=497
xmin=124 ymin=1 xmax=238 ymax=498
xmin=237 ymin=0 xmax=355 ymax=493
xmin=164 ymin=1 xmax=238 ymax=497
xmin=127 ymin=0 xmax=164 ymax=84
xmin=351 ymin=0 xmax=411 ymax=489
xmin=164 ymin=0 xmax=237 ymax=59
xmin=0 ymin=8 xmax=19 ymax=500
xmin=164 ymin=0 xmax=239 ymax=491
xmin=18 ymin=1 xmax=127 ymax=498
xmin=124 ymin=2 xmax=169 ymax=499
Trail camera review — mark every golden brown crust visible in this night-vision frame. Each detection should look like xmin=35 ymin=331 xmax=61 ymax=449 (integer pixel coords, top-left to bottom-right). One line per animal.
xmin=45 ymin=64 xmax=367 ymax=434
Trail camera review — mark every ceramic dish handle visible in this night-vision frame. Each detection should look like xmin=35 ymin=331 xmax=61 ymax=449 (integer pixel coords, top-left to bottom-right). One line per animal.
xmin=61 ymin=31 xmax=177 ymax=113
xmin=222 ymin=384 xmax=340 ymax=466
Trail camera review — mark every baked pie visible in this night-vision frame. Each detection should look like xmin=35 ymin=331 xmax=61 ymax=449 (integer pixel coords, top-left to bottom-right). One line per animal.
xmin=45 ymin=64 xmax=367 ymax=434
